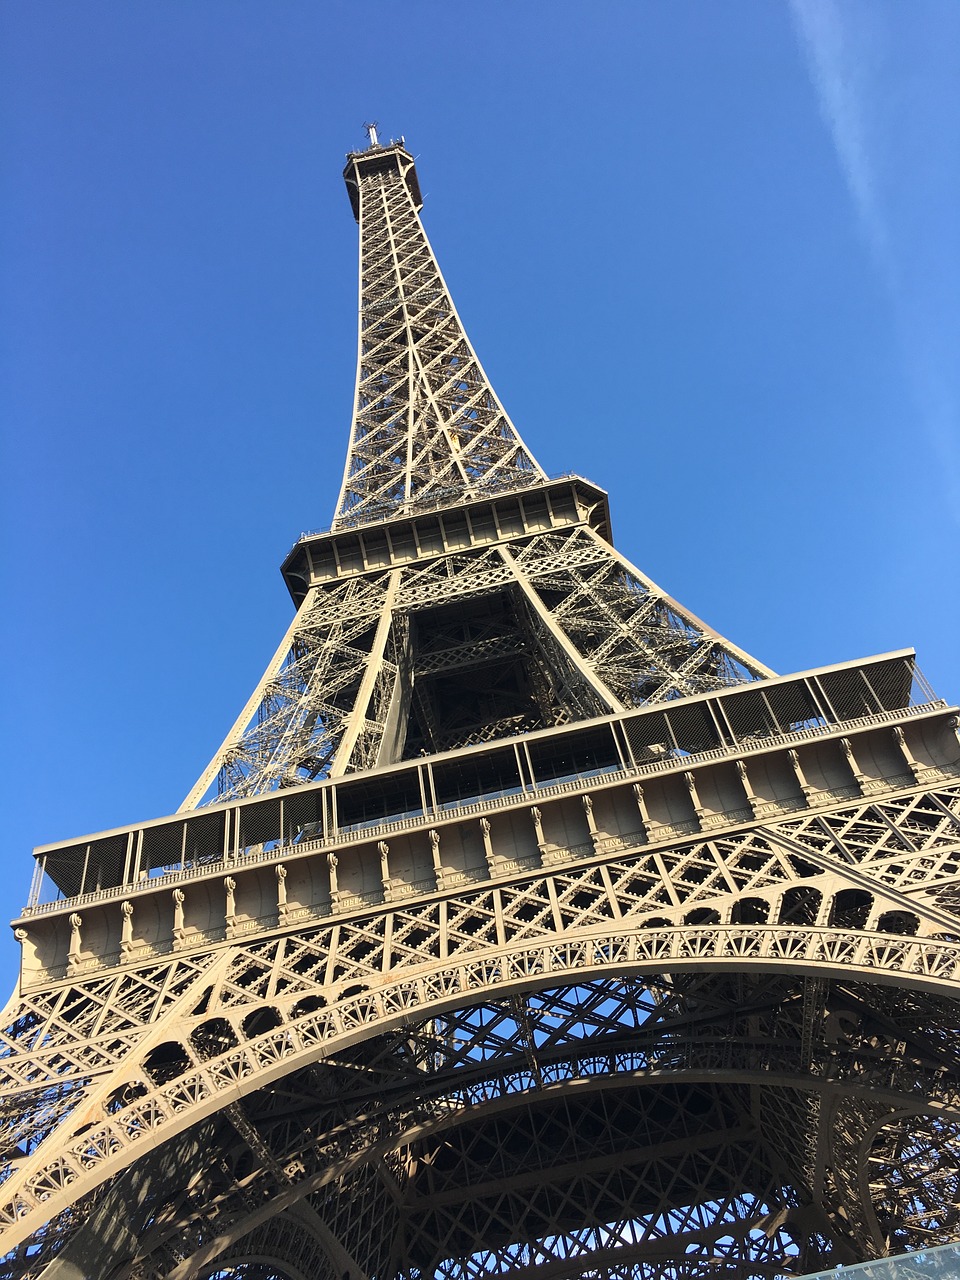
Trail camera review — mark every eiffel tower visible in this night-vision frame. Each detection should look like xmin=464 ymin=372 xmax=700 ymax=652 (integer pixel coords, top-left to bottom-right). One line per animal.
xmin=3 ymin=130 xmax=960 ymax=1280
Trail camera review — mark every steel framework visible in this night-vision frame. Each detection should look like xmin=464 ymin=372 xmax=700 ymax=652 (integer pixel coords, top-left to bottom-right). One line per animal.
xmin=2 ymin=136 xmax=959 ymax=1280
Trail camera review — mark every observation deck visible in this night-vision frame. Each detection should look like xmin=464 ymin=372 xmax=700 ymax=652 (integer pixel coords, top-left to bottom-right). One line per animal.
xmin=343 ymin=139 xmax=422 ymax=221
xmin=16 ymin=651 xmax=958 ymax=989
xmin=281 ymin=474 xmax=612 ymax=605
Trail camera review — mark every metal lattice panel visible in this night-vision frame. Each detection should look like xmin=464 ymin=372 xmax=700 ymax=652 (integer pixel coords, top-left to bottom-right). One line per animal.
xmin=335 ymin=142 xmax=545 ymax=528
xmin=183 ymin=523 xmax=770 ymax=807
xmin=4 ymin=136 xmax=958 ymax=1279
xmin=4 ymin=776 xmax=960 ymax=1275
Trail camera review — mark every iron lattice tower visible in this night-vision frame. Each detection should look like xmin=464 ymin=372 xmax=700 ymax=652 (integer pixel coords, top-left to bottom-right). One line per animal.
xmin=3 ymin=137 xmax=960 ymax=1280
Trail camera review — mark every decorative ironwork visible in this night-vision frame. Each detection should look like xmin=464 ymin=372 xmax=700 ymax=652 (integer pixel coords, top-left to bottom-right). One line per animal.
xmin=2 ymin=135 xmax=958 ymax=1280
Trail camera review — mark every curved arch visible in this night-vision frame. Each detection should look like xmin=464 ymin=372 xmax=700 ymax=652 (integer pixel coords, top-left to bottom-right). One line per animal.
xmin=829 ymin=888 xmax=873 ymax=931
xmin=200 ymin=1264 xmax=305 ymax=1280
xmin=730 ymin=897 xmax=770 ymax=924
xmin=854 ymin=1106 xmax=960 ymax=1254
xmin=778 ymin=885 xmax=822 ymax=926
xmin=876 ymin=909 xmax=921 ymax=937
xmin=170 ymin=1049 xmax=960 ymax=1278
xmin=2 ymin=921 xmax=959 ymax=1253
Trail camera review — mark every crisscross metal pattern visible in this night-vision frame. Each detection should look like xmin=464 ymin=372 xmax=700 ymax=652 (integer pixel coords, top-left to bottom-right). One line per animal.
xmin=182 ymin=523 xmax=770 ymax=807
xmin=4 ymin=139 xmax=957 ymax=1280
xmin=335 ymin=146 xmax=545 ymax=527
xmin=3 ymin=778 xmax=960 ymax=1275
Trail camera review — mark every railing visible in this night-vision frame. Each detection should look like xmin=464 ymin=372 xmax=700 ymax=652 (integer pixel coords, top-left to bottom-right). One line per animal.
xmin=289 ymin=472 xmax=588 ymax=550
xmin=630 ymin=700 xmax=948 ymax=777
xmin=19 ymin=699 xmax=953 ymax=919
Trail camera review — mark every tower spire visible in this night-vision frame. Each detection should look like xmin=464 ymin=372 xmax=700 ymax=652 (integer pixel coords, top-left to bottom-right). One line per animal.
xmin=335 ymin=139 xmax=546 ymax=528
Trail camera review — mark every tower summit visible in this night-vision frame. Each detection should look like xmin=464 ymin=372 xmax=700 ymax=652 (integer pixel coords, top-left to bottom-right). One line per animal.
xmin=2 ymin=136 xmax=960 ymax=1280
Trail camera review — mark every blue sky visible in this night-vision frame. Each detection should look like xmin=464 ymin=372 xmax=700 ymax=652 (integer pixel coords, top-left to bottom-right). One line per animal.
xmin=2 ymin=1 xmax=958 ymax=971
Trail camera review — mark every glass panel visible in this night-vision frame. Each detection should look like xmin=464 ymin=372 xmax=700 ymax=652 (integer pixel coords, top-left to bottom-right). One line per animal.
xmin=432 ymin=747 xmax=521 ymax=809
xmin=527 ymin=726 xmax=619 ymax=786
xmin=798 ymin=1243 xmax=960 ymax=1279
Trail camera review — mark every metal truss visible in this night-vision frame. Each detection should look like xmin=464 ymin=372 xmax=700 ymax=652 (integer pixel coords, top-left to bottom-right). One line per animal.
xmin=183 ymin=523 xmax=770 ymax=807
xmin=181 ymin=138 xmax=770 ymax=809
xmin=335 ymin=140 xmax=545 ymax=528
xmin=4 ymin=136 xmax=958 ymax=1279
xmin=3 ymin=778 xmax=960 ymax=1275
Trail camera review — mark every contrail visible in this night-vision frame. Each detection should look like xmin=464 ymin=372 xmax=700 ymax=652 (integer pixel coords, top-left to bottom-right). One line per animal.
xmin=789 ymin=0 xmax=960 ymax=520
xmin=790 ymin=0 xmax=890 ymax=274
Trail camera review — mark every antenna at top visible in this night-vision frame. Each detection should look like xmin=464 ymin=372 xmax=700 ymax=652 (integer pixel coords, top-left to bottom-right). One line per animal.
xmin=362 ymin=121 xmax=380 ymax=148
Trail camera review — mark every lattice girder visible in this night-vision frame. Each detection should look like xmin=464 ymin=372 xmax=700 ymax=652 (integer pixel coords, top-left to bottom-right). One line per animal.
xmin=6 ymin=972 xmax=955 ymax=1277
xmin=4 ymin=772 xmax=960 ymax=1272
xmin=335 ymin=143 xmax=546 ymax=527
xmin=8 ymin=136 xmax=960 ymax=1280
xmin=11 ymin=769 xmax=960 ymax=1082
xmin=183 ymin=509 xmax=772 ymax=807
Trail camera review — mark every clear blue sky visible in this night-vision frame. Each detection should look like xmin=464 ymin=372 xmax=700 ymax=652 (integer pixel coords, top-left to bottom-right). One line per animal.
xmin=2 ymin=2 xmax=958 ymax=972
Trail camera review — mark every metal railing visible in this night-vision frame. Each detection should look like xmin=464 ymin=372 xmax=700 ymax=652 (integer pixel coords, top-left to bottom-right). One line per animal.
xmin=19 ymin=699 xmax=952 ymax=920
xmin=288 ymin=472 xmax=589 ymax=550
